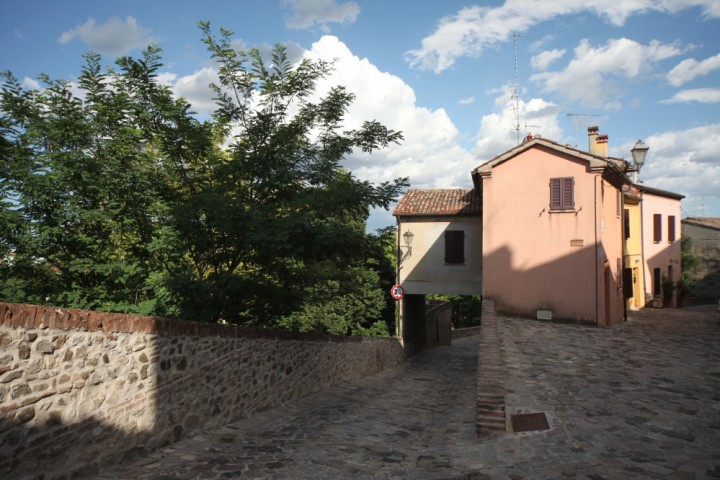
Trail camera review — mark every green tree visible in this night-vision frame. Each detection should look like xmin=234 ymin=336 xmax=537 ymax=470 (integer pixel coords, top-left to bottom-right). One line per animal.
xmin=0 ymin=48 xmax=205 ymax=314
xmin=159 ymin=23 xmax=407 ymax=328
xmin=1 ymin=25 xmax=408 ymax=335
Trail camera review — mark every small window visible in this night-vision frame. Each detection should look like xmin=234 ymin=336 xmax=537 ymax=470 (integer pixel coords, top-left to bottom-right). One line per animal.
xmin=653 ymin=214 xmax=662 ymax=243
xmin=668 ymin=215 xmax=676 ymax=242
xmin=549 ymin=177 xmax=574 ymax=210
xmin=445 ymin=230 xmax=464 ymax=264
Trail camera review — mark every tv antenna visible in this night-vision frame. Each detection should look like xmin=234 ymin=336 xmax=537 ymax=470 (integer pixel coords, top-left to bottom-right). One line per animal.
xmin=567 ymin=112 xmax=601 ymax=148
xmin=512 ymin=32 xmax=531 ymax=145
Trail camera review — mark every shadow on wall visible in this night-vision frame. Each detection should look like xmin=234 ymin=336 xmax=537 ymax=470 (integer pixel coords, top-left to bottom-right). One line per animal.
xmin=0 ymin=303 xmax=406 ymax=479
xmin=483 ymin=243 xmax=624 ymax=326
xmin=644 ymin=240 xmax=684 ymax=307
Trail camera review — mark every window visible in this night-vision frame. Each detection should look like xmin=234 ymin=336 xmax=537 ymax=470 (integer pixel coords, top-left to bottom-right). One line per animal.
xmin=444 ymin=230 xmax=464 ymax=264
xmin=624 ymin=209 xmax=630 ymax=239
xmin=653 ymin=268 xmax=661 ymax=296
xmin=668 ymin=215 xmax=676 ymax=242
xmin=549 ymin=177 xmax=574 ymax=210
xmin=653 ymin=214 xmax=662 ymax=243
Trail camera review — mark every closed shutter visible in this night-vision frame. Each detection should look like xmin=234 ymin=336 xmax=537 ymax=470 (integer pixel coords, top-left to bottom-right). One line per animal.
xmin=445 ymin=230 xmax=465 ymax=264
xmin=550 ymin=177 xmax=574 ymax=210
xmin=624 ymin=209 xmax=630 ymax=239
xmin=562 ymin=178 xmax=574 ymax=209
xmin=668 ymin=215 xmax=676 ymax=242
xmin=653 ymin=214 xmax=662 ymax=243
xmin=550 ymin=178 xmax=562 ymax=210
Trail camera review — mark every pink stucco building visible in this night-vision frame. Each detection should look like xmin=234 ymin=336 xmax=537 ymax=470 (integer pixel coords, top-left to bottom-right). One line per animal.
xmin=394 ymin=127 xmax=683 ymax=341
xmin=471 ymin=133 xmax=627 ymax=326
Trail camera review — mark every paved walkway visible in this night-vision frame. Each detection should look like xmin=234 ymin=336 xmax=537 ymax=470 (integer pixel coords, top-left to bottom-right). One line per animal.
xmin=94 ymin=307 xmax=720 ymax=479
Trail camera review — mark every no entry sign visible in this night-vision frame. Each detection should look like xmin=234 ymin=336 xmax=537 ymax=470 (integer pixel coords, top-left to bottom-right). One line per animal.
xmin=390 ymin=284 xmax=405 ymax=300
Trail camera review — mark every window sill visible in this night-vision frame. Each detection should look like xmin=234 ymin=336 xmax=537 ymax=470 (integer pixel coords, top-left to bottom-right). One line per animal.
xmin=549 ymin=209 xmax=576 ymax=214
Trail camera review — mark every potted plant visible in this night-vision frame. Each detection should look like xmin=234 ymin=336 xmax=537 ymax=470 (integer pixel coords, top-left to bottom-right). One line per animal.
xmin=676 ymin=273 xmax=693 ymax=308
xmin=662 ymin=276 xmax=676 ymax=308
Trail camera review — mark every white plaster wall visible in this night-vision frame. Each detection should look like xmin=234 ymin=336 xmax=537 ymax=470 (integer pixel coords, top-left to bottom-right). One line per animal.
xmin=398 ymin=217 xmax=483 ymax=295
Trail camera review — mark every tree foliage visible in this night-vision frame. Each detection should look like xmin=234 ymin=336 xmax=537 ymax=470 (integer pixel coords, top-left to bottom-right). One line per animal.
xmin=0 ymin=23 xmax=408 ymax=335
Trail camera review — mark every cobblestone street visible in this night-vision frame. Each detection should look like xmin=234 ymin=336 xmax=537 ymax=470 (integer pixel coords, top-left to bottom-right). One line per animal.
xmin=95 ymin=306 xmax=720 ymax=479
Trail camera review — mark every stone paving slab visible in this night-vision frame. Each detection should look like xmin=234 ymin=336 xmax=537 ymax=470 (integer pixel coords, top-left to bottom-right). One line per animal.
xmin=94 ymin=307 xmax=720 ymax=479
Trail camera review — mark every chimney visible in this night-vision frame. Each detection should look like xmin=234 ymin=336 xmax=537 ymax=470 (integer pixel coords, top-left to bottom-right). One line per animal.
xmin=587 ymin=126 xmax=608 ymax=157
xmin=587 ymin=126 xmax=599 ymax=154
xmin=595 ymin=134 xmax=608 ymax=157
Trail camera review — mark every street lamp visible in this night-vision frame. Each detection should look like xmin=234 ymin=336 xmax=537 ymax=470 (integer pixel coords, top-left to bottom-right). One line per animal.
xmin=630 ymin=140 xmax=649 ymax=173
xmin=402 ymin=230 xmax=414 ymax=254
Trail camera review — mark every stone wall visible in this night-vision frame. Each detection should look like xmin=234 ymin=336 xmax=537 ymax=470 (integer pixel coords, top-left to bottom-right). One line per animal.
xmin=682 ymin=220 xmax=720 ymax=305
xmin=0 ymin=302 xmax=406 ymax=480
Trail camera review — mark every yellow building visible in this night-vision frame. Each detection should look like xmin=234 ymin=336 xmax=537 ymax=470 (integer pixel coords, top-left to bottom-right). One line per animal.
xmin=623 ymin=186 xmax=645 ymax=310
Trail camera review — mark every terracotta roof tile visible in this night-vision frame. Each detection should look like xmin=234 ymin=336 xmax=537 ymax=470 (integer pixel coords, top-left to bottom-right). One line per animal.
xmin=682 ymin=217 xmax=720 ymax=230
xmin=393 ymin=189 xmax=481 ymax=216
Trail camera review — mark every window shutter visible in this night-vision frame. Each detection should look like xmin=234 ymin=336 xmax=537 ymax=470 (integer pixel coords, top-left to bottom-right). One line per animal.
xmin=550 ymin=177 xmax=574 ymax=210
xmin=668 ymin=216 xmax=676 ymax=242
xmin=445 ymin=230 xmax=465 ymax=264
xmin=550 ymin=178 xmax=561 ymax=210
xmin=562 ymin=177 xmax=574 ymax=209
xmin=653 ymin=268 xmax=661 ymax=295
xmin=653 ymin=214 xmax=662 ymax=243
xmin=624 ymin=209 xmax=630 ymax=239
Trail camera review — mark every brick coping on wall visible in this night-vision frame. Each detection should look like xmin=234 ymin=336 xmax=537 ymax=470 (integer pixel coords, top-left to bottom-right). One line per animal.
xmin=0 ymin=302 xmax=393 ymax=343
xmin=476 ymin=298 xmax=508 ymax=434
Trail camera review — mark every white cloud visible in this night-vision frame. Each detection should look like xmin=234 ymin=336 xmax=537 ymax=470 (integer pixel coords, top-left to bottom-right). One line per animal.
xmin=531 ymin=48 xmax=566 ymax=70
xmin=666 ymin=53 xmax=720 ymax=86
xmin=458 ymin=96 xmax=475 ymax=105
xmin=21 ymin=77 xmax=41 ymax=90
xmin=660 ymin=87 xmax=720 ymax=104
xmin=531 ymin=38 xmax=683 ymax=109
xmin=169 ymin=68 xmax=220 ymax=115
xmin=406 ymin=0 xmax=718 ymax=73
xmin=634 ymin=124 xmax=720 ymax=215
xmin=472 ymin=86 xmax=565 ymax=161
xmin=283 ymin=0 xmax=360 ymax=29
xmin=301 ymin=35 xmax=481 ymax=230
xmin=58 ymin=16 xmax=155 ymax=57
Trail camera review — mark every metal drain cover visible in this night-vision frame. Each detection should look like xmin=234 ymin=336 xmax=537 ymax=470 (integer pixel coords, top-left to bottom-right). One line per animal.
xmin=510 ymin=413 xmax=550 ymax=432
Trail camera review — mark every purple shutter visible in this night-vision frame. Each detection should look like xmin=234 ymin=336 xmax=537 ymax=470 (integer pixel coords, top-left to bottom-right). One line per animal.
xmin=562 ymin=177 xmax=574 ymax=209
xmin=653 ymin=214 xmax=662 ymax=243
xmin=550 ymin=178 xmax=561 ymax=209
xmin=445 ymin=230 xmax=465 ymax=264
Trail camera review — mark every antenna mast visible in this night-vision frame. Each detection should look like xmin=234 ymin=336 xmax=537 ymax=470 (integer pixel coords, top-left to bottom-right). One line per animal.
xmin=566 ymin=112 xmax=601 ymax=148
xmin=512 ymin=32 xmax=521 ymax=145
xmin=511 ymin=32 xmax=534 ymax=145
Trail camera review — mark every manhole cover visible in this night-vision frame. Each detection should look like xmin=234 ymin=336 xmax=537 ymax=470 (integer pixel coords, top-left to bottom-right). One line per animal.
xmin=510 ymin=412 xmax=550 ymax=432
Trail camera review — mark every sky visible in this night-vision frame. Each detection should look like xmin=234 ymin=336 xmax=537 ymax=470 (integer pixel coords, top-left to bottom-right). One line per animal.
xmin=3 ymin=0 xmax=719 ymax=231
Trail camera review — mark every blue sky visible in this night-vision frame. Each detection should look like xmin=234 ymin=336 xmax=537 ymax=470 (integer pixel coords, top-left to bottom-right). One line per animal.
xmin=3 ymin=0 xmax=719 ymax=230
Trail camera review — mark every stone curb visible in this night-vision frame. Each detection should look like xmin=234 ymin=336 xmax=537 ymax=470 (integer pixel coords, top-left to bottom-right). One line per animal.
xmin=476 ymin=298 xmax=507 ymax=434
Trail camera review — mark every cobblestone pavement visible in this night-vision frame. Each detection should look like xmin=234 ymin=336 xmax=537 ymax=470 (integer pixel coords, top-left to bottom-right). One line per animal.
xmin=95 ymin=307 xmax=720 ymax=480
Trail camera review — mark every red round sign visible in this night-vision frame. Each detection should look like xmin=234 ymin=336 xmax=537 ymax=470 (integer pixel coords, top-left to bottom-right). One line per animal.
xmin=390 ymin=284 xmax=405 ymax=300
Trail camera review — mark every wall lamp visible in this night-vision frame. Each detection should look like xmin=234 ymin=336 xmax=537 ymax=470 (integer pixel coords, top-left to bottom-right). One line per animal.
xmin=402 ymin=230 xmax=414 ymax=255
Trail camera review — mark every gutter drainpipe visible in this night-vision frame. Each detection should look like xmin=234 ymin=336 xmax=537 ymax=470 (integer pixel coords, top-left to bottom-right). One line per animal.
xmin=396 ymin=216 xmax=401 ymax=339
xmin=594 ymin=175 xmax=599 ymax=327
